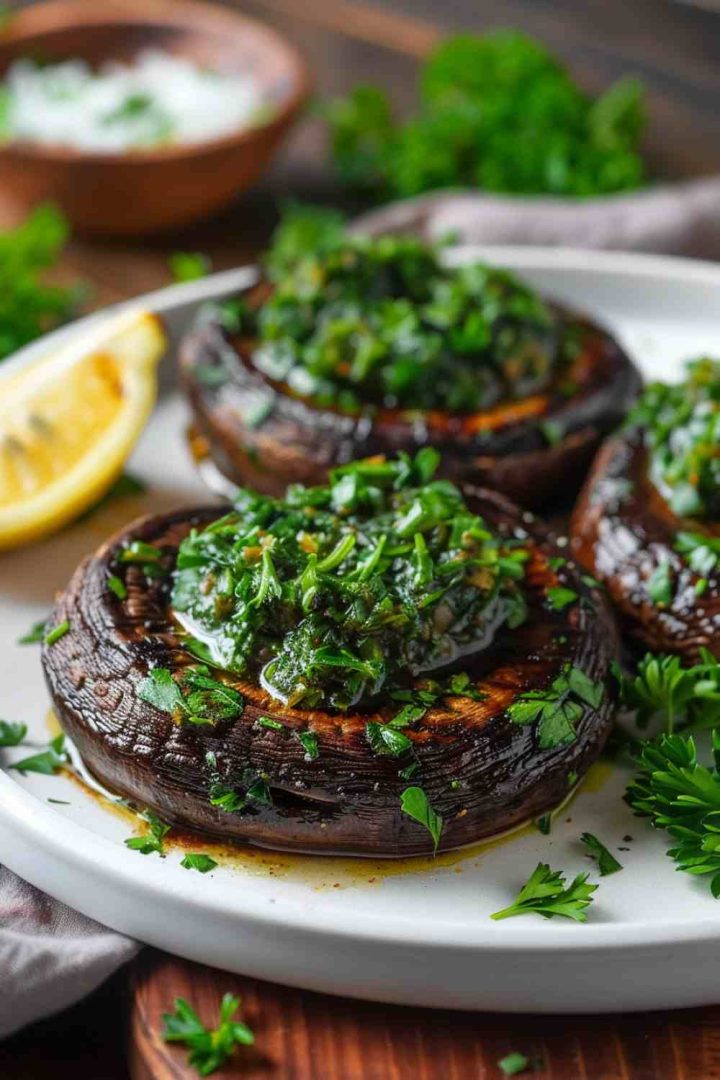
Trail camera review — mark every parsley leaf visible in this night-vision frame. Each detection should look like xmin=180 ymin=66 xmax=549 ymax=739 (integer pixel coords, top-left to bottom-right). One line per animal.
xmin=17 ymin=617 xmax=48 ymax=645
xmin=491 ymin=862 xmax=598 ymax=921
xmin=545 ymin=585 xmax=578 ymax=611
xmin=675 ymin=531 xmax=720 ymax=578
xmin=647 ymin=560 xmax=673 ymax=607
xmin=0 ymin=720 xmax=28 ymax=747
xmin=162 ymin=993 xmax=254 ymax=1076
xmin=400 ymin=785 xmax=443 ymax=852
xmin=138 ymin=668 xmax=185 ymax=714
xmin=138 ymin=667 xmax=244 ymax=726
xmin=498 ymin=1052 xmax=531 ymax=1077
xmin=365 ymin=721 xmax=413 ymax=757
xmin=181 ymin=853 xmax=218 ymax=874
xmin=297 ymin=730 xmax=319 ymax=761
xmin=169 ymin=252 xmax=212 ymax=283
xmin=125 ymin=810 xmax=171 ymax=856
xmin=507 ymin=665 xmax=604 ymax=749
xmin=107 ymin=574 xmax=127 ymax=600
xmin=9 ymin=733 xmax=68 ymax=775
xmin=618 ymin=649 xmax=720 ymax=733
xmin=580 ymin=832 xmax=623 ymax=876
xmin=44 ymin=620 xmax=70 ymax=646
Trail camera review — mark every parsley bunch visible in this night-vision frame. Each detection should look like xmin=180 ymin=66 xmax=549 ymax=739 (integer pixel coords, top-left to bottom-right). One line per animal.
xmin=627 ymin=731 xmax=720 ymax=897
xmin=0 ymin=205 xmax=79 ymax=361
xmin=628 ymin=358 xmax=720 ymax=519
xmin=242 ymin=206 xmax=560 ymax=414
xmin=172 ymin=450 xmax=528 ymax=711
xmin=324 ymin=31 xmax=645 ymax=201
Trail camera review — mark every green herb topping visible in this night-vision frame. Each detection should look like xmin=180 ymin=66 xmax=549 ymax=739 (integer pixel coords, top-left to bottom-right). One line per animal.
xmin=0 ymin=720 xmax=28 ymax=747
xmin=44 ymin=619 xmax=70 ymax=646
xmin=626 ymin=731 xmax=720 ymax=897
xmin=171 ymin=451 xmax=527 ymax=711
xmin=323 ymin=31 xmax=645 ymax=200
xmin=162 ymin=994 xmax=254 ymax=1077
xmin=580 ymin=832 xmax=623 ymax=876
xmin=138 ymin=666 xmax=244 ymax=727
xmin=9 ymin=733 xmax=68 ymax=775
xmin=629 ymin=358 xmax=720 ymax=520
xmin=17 ymin=617 xmax=48 ymax=645
xmin=239 ymin=208 xmax=564 ymax=414
xmin=124 ymin=810 xmax=171 ymax=856
xmin=507 ymin=664 xmax=604 ymax=749
xmin=491 ymin=862 xmax=598 ymax=921
xmin=498 ymin=1052 xmax=532 ymax=1077
xmin=181 ymin=853 xmax=218 ymax=874
xmin=617 ymin=649 xmax=720 ymax=733
xmin=399 ymin=785 xmax=443 ymax=852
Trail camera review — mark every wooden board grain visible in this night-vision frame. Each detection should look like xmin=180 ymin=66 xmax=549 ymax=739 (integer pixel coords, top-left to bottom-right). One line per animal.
xmin=129 ymin=951 xmax=720 ymax=1080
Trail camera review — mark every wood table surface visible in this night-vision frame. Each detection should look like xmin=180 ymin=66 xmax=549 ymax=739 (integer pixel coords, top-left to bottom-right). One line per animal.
xmin=4 ymin=0 xmax=720 ymax=1076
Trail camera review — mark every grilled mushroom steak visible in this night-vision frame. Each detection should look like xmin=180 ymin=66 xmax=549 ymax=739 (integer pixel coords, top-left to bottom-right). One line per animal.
xmin=571 ymin=359 xmax=720 ymax=661
xmin=180 ymin=224 xmax=640 ymax=510
xmin=43 ymin=456 xmax=618 ymax=857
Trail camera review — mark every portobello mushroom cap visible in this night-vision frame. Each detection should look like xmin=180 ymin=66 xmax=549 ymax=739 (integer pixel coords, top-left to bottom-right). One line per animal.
xmin=571 ymin=427 xmax=720 ymax=662
xmin=180 ymin=289 xmax=641 ymax=510
xmin=43 ymin=490 xmax=618 ymax=857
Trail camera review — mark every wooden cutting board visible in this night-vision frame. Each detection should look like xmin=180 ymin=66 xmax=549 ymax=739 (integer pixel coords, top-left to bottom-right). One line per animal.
xmin=128 ymin=950 xmax=720 ymax=1078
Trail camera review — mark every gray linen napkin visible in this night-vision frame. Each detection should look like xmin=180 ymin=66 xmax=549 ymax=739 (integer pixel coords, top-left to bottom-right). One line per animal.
xmin=0 ymin=865 xmax=138 ymax=1038
xmin=4 ymin=173 xmax=720 ymax=1040
xmin=352 ymin=176 xmax=720 ymax=257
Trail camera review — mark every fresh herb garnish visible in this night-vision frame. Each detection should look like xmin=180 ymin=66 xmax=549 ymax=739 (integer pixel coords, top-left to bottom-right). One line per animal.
xmin=125 ymin=810 xmax=171 ymax=856
xmin=675 ymin=531 xmax=720 ymax=578
xmin=44 ymin=620 xmax=70 ymax=646
xmin=618 ymin=649 xmax=720 ymax=733
xmin=626 ymin=731 xmax=720 ymax=896
xmin=118 ymin=539 xmax=165 ymax=576
xmin=162 ymin=994 xmax=254 ymax=1077
xmin=181 ymin=853 xmax=218 ymax=874
xmin=0 ymin=205 xmax=80 ymax=364
xmin=545 ymin=585 xmax=578 ymax=611
xmin=324 ymin=31 xmax=644 ymax=200
xmin=170 ymin=252 xmax=212 ymax=283
xmin=498 ymin=1053 xmax=532 ymax=1077
xmin=400 ymin=785 xmax=443 ymax=852
xmin=9 ymin=733 xmax=68 ymax=775
xmin=491 ymin=862 xmax=598 ymax=921
xmin=247 ymin=207 xmax=560 ymax=414
xmin=580 ymin=832 xmax=623 ymax=876
xmin=647 ymin=560 xmax=673 ymax=607
xmin=296 ymin=730 xmax=319 ymax=761
xmin=138 ymin=666 xmax=244 ymax=727
xmin=107 ymin=574 xmax=128 ymax=600
xmin=628 ymin=358 xmax=720 ymax=519
xmin=17 ymin=617 xmax=48 ymax=645
xmin=0 ymin=720 xmax=27 ymax=746
xmin=507 ymin=664 xmax=604 ymax=749
xmin=172 ymin=452 xmax=527 ymax=712
xmin=257 ymin=715 xmax=284 ymax=732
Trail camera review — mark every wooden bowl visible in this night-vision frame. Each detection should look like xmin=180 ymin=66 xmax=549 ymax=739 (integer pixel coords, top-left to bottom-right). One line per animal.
xmin=0 ymin=0 xmax=310 ymax=235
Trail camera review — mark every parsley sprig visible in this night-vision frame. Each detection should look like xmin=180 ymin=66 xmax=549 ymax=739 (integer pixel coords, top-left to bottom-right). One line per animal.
xmin=618 ymin=650 xmax=720 ymax=733
xmin=138 ymin=666 xmax=244 ymax=727
xmin=626 ymin=731 xmax=720 ymax=896
xmin=162 ymin=994 xmax=254 ymax=1077
xmin=491 ymin=862 xmax=598 ymax=921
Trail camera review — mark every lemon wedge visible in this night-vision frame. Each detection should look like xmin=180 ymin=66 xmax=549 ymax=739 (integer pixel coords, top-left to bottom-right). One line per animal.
xmin=0 ymin=309 xmax=166 ymax=551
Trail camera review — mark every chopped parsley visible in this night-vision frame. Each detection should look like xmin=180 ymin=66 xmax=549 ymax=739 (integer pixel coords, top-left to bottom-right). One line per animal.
xmin=296 ymin=730 xmax=319 ymax=761
xmin=629 ymin=358 xmax=720 ymax=520
xmin=241 ymin=207 xmax=563 ymax=414
xmin=107 ymin=574 xmax=128 ymax=600
xmin=545 ymin=585 xmax=578 ymax=611
xmin=125 ymin=810 xmax=171 ymax=856
xmin=9 ymin=733 xmax=68 ymax=775
xmin=0 ymin=720 xmax=28 ymax=747
xmin=257 ymin=715 xmax=284 ymax=732
xmin=44 ymin=620 xmax=70 ymax=646
xmin=172 ymin=451 xmax=527 ymax=712
xmin=17 ymin=617 xmax=48 ymax=644
xmin=491 ymin=862 xmax=598 ymax=921
xmin=626 ymin=731 xmax=720 ymax=897
xmin=400 ymin=785 xmax=443 ymax=852
xmin=138 ymin=666 xmax=244 ymax=727
xmin=498 ymin=1053 xmax=532 ymax=1077
xmin=162 ymin=993 xmax=254 ymax=1076
xmin=507 ymin=664 xmax=604 ymax=749
xmin=675 ymin=531 xmax=720 ymax=578
xmin=169 ymin=251 xmax=212 ymax=283
xmin=181 ymin=853 xmax=218 ymax=874
xmin=647 ymin=560 xmax=673 ymax=607
xmin=580 ymin=832 xmax=623 ymax=876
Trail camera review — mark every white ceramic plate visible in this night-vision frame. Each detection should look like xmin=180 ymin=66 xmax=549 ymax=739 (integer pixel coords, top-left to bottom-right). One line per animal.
xmin=2 ymin=248 xmax=720 ymax=1014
